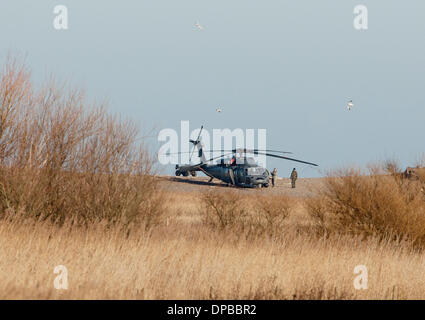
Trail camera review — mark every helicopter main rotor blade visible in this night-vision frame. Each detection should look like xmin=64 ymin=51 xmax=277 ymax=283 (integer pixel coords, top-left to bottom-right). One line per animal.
xmin=165 ymin=149 xmax=292 ymax=155
xmin=189 ymin=125 xmax=203 ymax=162
xmin=191 ymin=152 xmax=234 ymax=167
xmin=233 ymin=149 xmax=292 ymax=155
xmin=255 ymin=152 xmax=318 ymax=167
xmin=167 ymin=149 xmax=292 ymax=154
xmin=205 ymin=152 xmax=234 ymax=163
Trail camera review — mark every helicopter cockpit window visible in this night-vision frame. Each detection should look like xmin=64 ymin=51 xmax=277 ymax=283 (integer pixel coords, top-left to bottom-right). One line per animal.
xmin=247 ymin=167 xmax=265 ymax=175
xmin=245 ymin=157 xmax=256 ymax=165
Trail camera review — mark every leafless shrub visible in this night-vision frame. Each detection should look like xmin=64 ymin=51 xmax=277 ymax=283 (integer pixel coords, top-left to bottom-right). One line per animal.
xmin=304 ymin=196 xmax=330 ymax=236
xmin=252 ymin=195 xmax=291 ymax=235
xmin=0 ymin=56 xmax=164 ymax=228
xmin=306 ymin=163 xmax=425 ymax=248
xmin=200 ymin=190 xmax=291 ymax=238
xmin=200 ymin=189 xmax=248 ymax=230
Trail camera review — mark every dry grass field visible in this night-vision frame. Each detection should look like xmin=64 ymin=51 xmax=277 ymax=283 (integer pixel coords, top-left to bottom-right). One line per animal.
xmin=2 ymin=56 xmax=425 ymax=299
xmin=1 ymin=175 xmax=425 ymax=299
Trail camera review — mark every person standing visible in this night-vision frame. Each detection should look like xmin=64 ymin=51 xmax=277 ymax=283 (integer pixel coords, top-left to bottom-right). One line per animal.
xmin=271 ymin=168 xmax=277 ymax=187
xmin=290 ymin=168 xmax=298 ymax=188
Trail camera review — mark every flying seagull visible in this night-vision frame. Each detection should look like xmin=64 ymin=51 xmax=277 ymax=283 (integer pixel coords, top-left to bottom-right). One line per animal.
xmin=347 ymin=100 xmax=354 ymax=111
xmin=195 ymin=22 xmax=204 ymax=30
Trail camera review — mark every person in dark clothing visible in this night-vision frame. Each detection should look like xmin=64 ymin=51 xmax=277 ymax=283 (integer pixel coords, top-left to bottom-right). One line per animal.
xmin=271 ymin=168 xmax=277 ymax=187
xmin=290 ymin=168 xmax=298 ymax=188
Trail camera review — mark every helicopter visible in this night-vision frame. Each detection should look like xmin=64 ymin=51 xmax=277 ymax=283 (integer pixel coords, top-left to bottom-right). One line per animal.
xmin=172 ymin=126 xmax=318 ymax=188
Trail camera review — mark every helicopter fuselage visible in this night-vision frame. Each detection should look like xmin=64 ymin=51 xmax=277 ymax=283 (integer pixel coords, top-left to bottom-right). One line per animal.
xmin=172 ymin=125 xmax=317 ymax=188
xmin=204 ymin=163 xmax=269 ymax=187
xmin=176 ymin=162 xmax=270 ymax=188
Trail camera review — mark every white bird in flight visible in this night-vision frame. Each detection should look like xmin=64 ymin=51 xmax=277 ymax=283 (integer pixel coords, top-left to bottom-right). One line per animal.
xmin=195 ymin=22 xmax=204 ymax=30
xmin=347 ymin=100 xmax=354 ymax=111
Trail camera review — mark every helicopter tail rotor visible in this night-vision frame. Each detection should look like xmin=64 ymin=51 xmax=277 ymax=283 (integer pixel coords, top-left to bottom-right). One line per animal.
xmin=189 ymin=126 xmax=206 ymax=163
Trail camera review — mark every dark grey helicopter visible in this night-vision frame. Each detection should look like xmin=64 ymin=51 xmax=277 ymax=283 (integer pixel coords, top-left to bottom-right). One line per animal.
xmin=172 ymin=126 xmax=318 ymax=188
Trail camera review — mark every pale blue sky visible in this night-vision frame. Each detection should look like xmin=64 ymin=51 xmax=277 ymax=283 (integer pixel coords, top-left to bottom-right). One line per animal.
xmin=1 ymin=1 xmax=424 ymax=177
